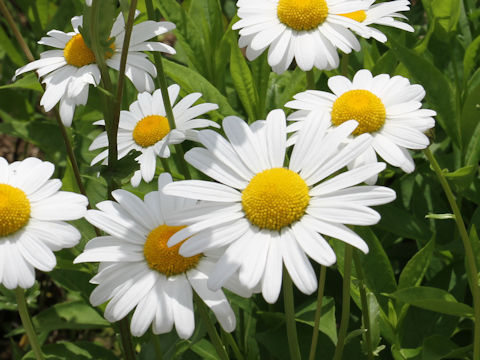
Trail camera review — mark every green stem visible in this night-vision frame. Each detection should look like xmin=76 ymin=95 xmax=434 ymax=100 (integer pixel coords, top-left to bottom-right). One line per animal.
xmin=333 ymin=245 xmax=353 ymax=360
xmin=283 ymin=268 xmax=301 ymax=360
xmin=118 ymin=318 xmax=136 ymax=360
xmin=15 ymin=288 xmax=44 ymax=360
xmin=152 ymin=334 xmax=163 ymax=360
xmin=306 ymin=70 xmax=315 ymax=90
xmin=308 ymin=265 xmax=327 ymax=360
xmin=223 ymin=330 xmax=244 ymax=360
xmin=0 ymin=0 xmax=34 ymax=62
xmin=424 ymin=147 xmax=480 ymax=359
xmin=340 ymin=54 xmax=350 ymax=77
xmin=144 ymin=0 xmax=191 ymax=180
xmin=194 ymin=292 xmax=229 ymax=360
xmin=353 ymin=251 xmax=373 ymax=360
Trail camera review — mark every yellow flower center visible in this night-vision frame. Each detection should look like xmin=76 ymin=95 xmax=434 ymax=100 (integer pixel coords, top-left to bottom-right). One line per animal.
xmin=242 ymin=168 xmax=310 ymax=231
xmin=0 ymin=184 xmax=31 ymax=237
xmin=132 ymin=115 xmax=171 ymax=148
xmin=63 ymin=34 xmax=114 ymax=67
xmin=331 ymin=90 xmax=386 ymax=135
xmin=277 ymin=0 xmax=329 ymax=31
xmin=143 ymin=225 xmax=202 ymax=276
xmin=339 ymin=10 xmax=367 ymax=22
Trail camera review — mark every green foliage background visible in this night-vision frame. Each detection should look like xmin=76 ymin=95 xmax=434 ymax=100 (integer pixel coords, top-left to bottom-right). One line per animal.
xmin=0 ymin=0 xmax=479 ymax=359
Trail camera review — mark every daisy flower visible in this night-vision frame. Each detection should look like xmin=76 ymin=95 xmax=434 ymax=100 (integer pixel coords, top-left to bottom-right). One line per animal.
xmin=0 ymin=157 xmax=87 ymax=289
xmin=14 ymin=13 xmax=175 ymax=126
xmin=340 ymin=0 xmax=414 ymax=42
xmin=74 ymin=173 xmax=246 ymax=338
xmin=162 ymin=110 xmax=396 ymax=303
xmin=286 ymin=69 xmax=436 ymax=183
xmin=89 ymin=84 xmax=219 ymax=187
xmin=231 ymin=0 xmax=370 ymax=73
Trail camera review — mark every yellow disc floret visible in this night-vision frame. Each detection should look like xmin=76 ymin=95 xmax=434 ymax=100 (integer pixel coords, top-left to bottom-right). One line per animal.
xmin=331 ymin=89 xmax=386 ymax=135
xmin=0 ymin=184 xmax=31 ymax=237
xmin=339 ymin=10 xmax=367 ymax=22
xmin=63 ymin=34 xmax=115 ymax=68
xmin=132 ymin=115 xmax=171 ymax=148
xmin=143 ymin=225 xmax=202 ymax=276
xmin=277 ymin=0 xmax=329 ymax=31
xmin=242 ymin=168 xmax=310 ymax=231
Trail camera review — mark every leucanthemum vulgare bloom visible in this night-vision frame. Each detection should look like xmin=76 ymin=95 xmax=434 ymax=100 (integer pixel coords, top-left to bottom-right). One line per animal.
xmin=14 ymin=13 xmax=175 ymax=126
xmin=89 ymin=84 xmax=219 ymax=187
xmin=0 ymin=157 xmax=87 ymax=289
xmin=232 ymin=0 xmax=371 ymax=73
xmin=286 ymin=69 xmax=436 ymax=184
xmin=340 ymin=0 xmax=414 ymax=42
xmin=162 ymin=110 xmax=396 ymax=303
xmin=74 ymin=173 xmax=247 ymax=338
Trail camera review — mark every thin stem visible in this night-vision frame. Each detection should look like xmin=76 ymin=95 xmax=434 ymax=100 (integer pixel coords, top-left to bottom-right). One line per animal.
xmin=0 ymin=0 xmax=34 ymax=62
xmin=340 ymin=54 xmax=350 ymax=77
xmin=193 ymin=292 xmax=229 ymax=360
xmin=118 ymin=318 xmax=136 ymax=360
xmin=306 ymin=70 xmax=315 ymax=90
xmin=152 ymin=334 xmax=163 ymax=360
xmin=424 ymin=147 xmax=480 ymax=359
xmin=333 ymin=245 xmax=353 ymax=360
xmin=223 ymin=330 xmax=244 ymax=360
xmin=283 ymin=268 xmax=301 ymax=360
xmin=353 ymin=251 xmax=373 ymax=360
xmin=144 ymin=0 xmax=191 ymax=180
xmin=308 ymin=265 xmax=327 ymax=360
xmin=15 ymin=288 xmax=44 ymax=360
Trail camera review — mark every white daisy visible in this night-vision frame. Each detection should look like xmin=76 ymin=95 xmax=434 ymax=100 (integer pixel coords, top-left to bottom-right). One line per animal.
xmin=340 ymin=0 xmax=414 ymax=42
xmin=162 ymin=110 xmax=396 ymax=303
xmin=14 ymin=13 xmax=175 ymax=126
xmin=89 ymin=84 xmax=219 ymax=187
xmin=0 ymin=157 xmax=87 ymax=290
xmin=286 ymin=69 xmax=436 ymax=183
xmin=231 ymin=0 xmax=370 ymax=73
xmin=74 ymin=173 xmax=247 ymax=338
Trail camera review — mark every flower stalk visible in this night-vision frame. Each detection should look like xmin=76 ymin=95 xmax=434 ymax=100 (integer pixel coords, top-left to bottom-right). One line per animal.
xmin=118 ymin=318 xmax=136 ymax=360
xmin=424 ymin=147 xmax=480 ymax=359
xmin=308 ymin=265 xmax=327 ymax=360
xmin=15 ymin=288 xmax=45 ymax=360
xmin=283 ymin=267 xmax=302 ymax=360
xmin=333 ymin=244 xmax=353 ymax=360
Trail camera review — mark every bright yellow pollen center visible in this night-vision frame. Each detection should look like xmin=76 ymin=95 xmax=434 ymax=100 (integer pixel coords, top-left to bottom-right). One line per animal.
xmin=143 ymin=225 xmax=202 ymax=276
xmin=339 ymin=10 xmax=367 ymax=22
xmin=331 ymin=90 xmax=386 ymax=135
xmin=132 ymin=115 xmax=171 ymax=148
xmin=277 ymin=0 xmax=329 ymax=31
xmin=0 ymin=184 xmax=31 ymax=237
xmin=242 ymin=168 xmax=310 ymax=231
xmin=63 ymin=34 xmax=114 ymax=67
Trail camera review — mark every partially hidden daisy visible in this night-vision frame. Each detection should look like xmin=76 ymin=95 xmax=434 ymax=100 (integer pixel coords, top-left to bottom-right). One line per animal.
xmin=74 ymin=173 xmax=247 ymax=338
xmin=14 ymin=13 xmax=175 ymax=126
xmin=232 ymin=0 xmax=370 ymax=73
xmin=286 ymin=69 xmax=436 ymax=183
xmin=162 ymin=110 xmax=396 ymax=303
xmin=89 ymin=84 xmax=219 ymax=187
xmin=340 ymin=0 xmax=414 ymax=42
xmin=0 ymin=157 xmax=88 ymax=289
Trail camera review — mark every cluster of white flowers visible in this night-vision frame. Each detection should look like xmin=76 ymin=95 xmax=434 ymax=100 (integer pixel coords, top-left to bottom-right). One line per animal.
xmin=4 ymin=0 xmax=436 ymax=341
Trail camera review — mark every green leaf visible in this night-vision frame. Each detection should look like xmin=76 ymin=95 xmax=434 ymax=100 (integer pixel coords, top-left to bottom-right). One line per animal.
xmin=0 ymin=24 xmax=24 ymax=66
xmin=389 ymin=286 xmax=474 ymax=317
xmin=32 ymin=300 xmax=110 ymax=333
xmin=422 ymin=335 xmax=459 ymax=360
xmin=229 ymin=35 xmax=259 ymax=122
xmin=190 ymin=339 xmax=220 ymax=360
xmin=444 ymin=165 xmax=477 ymax=193
xmin=0 ymin=74 xmax=42 ymax=92
xmin=464 ymin=35 xmax=480 ymax=79
xmin=461 ymin=84 xmax=480 ymax=164
xmin=162 ymin=58 xmax=237 ymax=117
xmin=267 ymin=68 xmax=306 ymax=110
xmin=388 ymin=37 xmax=458 ymax=145
xmin=398 ymin=239 xmax=434 ymax=289
xmin=296 ymin=296 xmax=337 ymax=345
xmin=22 ymin=341 xmax=118 ymax=360
xmin=354 ymin=228 xmax=397 ymax=295
xmin=422 ymin=0 xmax=461 ymax=40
